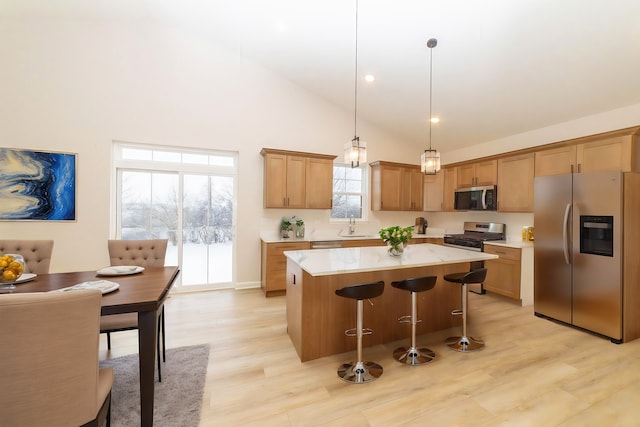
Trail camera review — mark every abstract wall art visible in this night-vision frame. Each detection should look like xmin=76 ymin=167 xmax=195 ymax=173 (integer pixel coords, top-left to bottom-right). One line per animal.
xmin=0 ymin=148 xmax=77 ymax=221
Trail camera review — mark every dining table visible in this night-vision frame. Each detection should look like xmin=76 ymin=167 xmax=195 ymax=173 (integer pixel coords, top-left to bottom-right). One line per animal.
xmin=4 ymin=265 xmax=181 ymax=427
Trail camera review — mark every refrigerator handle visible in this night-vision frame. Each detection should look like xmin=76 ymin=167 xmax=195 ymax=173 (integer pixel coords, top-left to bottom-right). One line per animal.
xmin=562 ymin=203 xmax=571 ymax=265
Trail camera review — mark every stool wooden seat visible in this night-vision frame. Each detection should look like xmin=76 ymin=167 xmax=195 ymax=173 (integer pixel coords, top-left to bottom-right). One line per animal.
xmin=335 ymin=281 xmax=385 ymax=384
xmin=444 ymin=268 xmax=487 ymax=352
xmin=391 ymin=276 xmax=437 ymax=365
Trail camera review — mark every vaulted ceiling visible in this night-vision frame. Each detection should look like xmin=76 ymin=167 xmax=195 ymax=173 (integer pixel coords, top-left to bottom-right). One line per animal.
xmin=5 ymin=0 xmax=640 ymax=152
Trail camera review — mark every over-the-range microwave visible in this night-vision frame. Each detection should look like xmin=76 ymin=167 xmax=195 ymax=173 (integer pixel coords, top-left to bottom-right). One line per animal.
xmin=454 ymin=185 xmax=498 ymax=211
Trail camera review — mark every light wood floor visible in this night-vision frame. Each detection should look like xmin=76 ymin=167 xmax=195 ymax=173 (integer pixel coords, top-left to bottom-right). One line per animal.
xmin=101 ymin=288 xmax=640 ymax=426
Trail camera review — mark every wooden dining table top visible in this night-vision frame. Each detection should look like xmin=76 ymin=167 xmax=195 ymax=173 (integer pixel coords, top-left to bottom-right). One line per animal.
xmin=5 ymin=266 xmax=181 ymax=315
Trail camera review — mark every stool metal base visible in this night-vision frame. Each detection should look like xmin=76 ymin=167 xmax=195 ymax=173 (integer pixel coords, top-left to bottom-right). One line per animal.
xmin=393 ymin=346 xmax=436 ymax=365
xmin=446 ymin=335 xmax=484 ymax=352
xmin=337 ymin=361 xmax=383 ymax=383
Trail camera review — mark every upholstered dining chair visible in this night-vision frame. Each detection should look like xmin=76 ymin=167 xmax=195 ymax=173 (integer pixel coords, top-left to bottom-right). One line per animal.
xmin=0 ymin=239 xmax=54 ymax=274
xmin=101 ymin=239 xmax=168 ymax=381
xmin=0 ymin=289 xmax=113 ymax=427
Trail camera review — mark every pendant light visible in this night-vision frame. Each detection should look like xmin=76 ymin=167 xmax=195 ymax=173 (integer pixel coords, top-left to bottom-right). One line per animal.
xmin=344 ymin=0 xmax=367 ymax=168
xmin=421 ymin=38 xmax=441 ymax=175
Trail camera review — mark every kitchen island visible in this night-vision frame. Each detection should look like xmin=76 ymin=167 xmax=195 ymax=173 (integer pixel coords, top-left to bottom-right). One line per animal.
xmin=284 ymin=243 xmax=498 ymax=362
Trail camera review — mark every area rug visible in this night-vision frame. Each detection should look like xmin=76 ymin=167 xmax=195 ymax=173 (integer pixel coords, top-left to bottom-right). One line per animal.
xmin=100 ymin=344 xmax=210 ymax=427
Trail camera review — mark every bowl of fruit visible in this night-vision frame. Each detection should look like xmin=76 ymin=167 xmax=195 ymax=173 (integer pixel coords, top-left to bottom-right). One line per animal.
xmin=0 ymin=254 xmax=25 ymax=289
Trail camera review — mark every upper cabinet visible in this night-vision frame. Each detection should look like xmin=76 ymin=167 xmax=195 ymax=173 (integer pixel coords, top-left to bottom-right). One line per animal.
xmin=535 ymin=128 xmax=640 ymax=176
xmin=370 ymin=161 xmax=423 ymax=211
xmin=577 ymin=135 xmax=638 ymax=173
xmin=423 ymin=170 xmax=444 ymax=211
xmin=457 ymin=159 xmax=497 ymax=187
xmin=261 ymin=148 xmax=336 ymax=209
xmin=534 ymin=145 xmax=576 ymax=176
xmin=497 ymin=153 xmax=534 ymax=212
xmin=442 ymin=167 xmax=458 ymax=212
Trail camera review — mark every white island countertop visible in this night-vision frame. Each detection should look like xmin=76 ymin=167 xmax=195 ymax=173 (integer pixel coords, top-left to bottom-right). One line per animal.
xmin=284 ymin=243 xmax=497 ymax=276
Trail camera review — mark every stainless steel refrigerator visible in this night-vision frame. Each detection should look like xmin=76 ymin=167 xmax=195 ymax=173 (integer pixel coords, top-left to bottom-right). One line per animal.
xmin=534 ymin=170 xmax=623 ymax=341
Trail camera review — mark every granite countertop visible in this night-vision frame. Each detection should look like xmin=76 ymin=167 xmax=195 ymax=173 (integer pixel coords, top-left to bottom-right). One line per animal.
xmin=284 ymin=243 xmax=497 ymax=276
xmin=484 ymin=240 xmax=534 ymax=249
xmin=261 ymin=228 xmax=446 ymax=244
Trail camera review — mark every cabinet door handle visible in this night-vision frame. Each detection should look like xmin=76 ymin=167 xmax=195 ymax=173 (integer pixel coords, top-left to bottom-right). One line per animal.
xmin=292 ymin=273 xmax=296 ymax=285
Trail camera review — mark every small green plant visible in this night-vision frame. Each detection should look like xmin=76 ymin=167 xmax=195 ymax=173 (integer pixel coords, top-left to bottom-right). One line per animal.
xmin=379 ymin=225 xmax=413 ymax=255
xmin=281 ymin=218 xmax=293 ymax=231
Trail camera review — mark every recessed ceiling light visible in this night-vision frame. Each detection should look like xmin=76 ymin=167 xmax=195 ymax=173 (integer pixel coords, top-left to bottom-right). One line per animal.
xmin=430 ymin=117 xmax=440 ymax=123
xmin=364 ymin=74 xmax=375 ymax=82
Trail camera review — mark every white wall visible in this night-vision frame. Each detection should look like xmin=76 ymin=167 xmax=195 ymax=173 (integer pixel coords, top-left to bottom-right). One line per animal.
xmin=0 ymin=17 xmax=420 ymax=282
xmin=1 ymin=15 xmax=637 ymax=285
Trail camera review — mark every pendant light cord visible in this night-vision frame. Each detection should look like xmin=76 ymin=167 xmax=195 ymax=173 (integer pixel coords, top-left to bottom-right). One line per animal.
xmin=427 ymin=38 xmax=436 ymax=151
xmin=353 ymin=0 xmax=359 ymax=141
xmin=428 ymin=44 xmax=433 ymax=150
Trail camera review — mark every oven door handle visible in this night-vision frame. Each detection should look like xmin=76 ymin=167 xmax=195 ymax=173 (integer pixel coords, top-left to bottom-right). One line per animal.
xmin=562 ymin=203 xmax=571 ymax=265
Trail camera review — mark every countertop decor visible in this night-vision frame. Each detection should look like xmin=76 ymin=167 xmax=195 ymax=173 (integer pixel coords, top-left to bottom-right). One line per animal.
xmin=379 ymin=225 xmax=413 ymax=256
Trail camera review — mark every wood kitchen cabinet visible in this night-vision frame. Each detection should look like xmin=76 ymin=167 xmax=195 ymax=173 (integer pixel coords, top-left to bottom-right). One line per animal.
xmin=423 ymin=170 xmax=444 ymax=211
xmin=261 ymin=240 xmax=310 ymax=296
xmin=577 ymin=135 xmax=639 ymax=173
xmin=370 ymin=161 xmax=423 ymax=211
xmin=442 ymin=166 xmax=457 ymax=211
xmin=305 ymin=156 xmax=335 ymax=208
xmin=535 ymin=129 xmax=640 ymax=176
xmin=497 ymin=153 xmax=534 ymax=212
xmin=261 ymin=148 xmax=336 ymax=209
xmin=410 ymin=237 xmax=444 ymax=245
xmin=341 ymin=239 xmax=384 ymax=248
xmin=483 ymin=245 xmax=521 ymax=301
xmin=457 ymin=159 xmax=497 ymax=187
xmin=534 ymin=144 xmax=576 ymax=176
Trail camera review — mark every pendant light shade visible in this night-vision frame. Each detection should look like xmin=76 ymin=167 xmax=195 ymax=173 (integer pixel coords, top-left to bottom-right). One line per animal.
xmin=345 ymin=137 xmax=367 ymax=167
xmin=421 ymin=148 xmax=440 ymax=174
xmin=344 ymin=0 xmax=367 ymax=168
xmin=421 ymin=37 xmax=440 ymax=175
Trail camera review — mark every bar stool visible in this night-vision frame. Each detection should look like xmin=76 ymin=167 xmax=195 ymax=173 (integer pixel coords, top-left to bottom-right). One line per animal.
xmin=444 ymin=268 xmax=487 ymax=352
xmin=391 ymin=276 xmax=437 ymax=365
xmin=335 ymin=281 xmax=385 ymax=384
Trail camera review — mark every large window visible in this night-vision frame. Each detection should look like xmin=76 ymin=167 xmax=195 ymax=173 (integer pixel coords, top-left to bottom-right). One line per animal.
xmin=113 ymin=142 xmax=237 ymax=291
xmin=331 ymin=164 xmax=367 ymax=220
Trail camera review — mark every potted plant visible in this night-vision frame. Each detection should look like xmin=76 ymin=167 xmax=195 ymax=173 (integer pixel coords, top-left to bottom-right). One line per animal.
xmin=379 ymin=225 xmax=413 ymax=256
xmin=281 ymin=218 xmax=293 ymax=238
xmin=295 ymin=218 xmax=305 ymax=238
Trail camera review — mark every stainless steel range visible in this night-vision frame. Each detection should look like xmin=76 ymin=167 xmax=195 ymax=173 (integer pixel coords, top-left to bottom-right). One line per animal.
xmin=444 ymin=221 xmax=506 ymax=294
xmin=444 ymin=221 xmax=506 ymax=251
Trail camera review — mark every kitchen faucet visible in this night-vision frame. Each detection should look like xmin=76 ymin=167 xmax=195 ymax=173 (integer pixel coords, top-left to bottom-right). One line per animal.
xmin=349 ymin=215 xmax=356 ymax=235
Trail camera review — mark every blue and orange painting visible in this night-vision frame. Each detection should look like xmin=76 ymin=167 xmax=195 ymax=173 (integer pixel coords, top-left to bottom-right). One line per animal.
xmin=0 ymin=148 xmax=76 ymax=221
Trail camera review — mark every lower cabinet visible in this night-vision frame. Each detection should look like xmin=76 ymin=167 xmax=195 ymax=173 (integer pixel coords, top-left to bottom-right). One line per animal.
xmin=483 ymin=244 xmax=534 ymax=306
xmin=341 ymin=239 xmax=384 ymax=248
xmin=409 ymin=237 xmax=444 ymax=245
xmin=261 ymin=240 xmax=310 ymax=296
xmin=483 ymin=245 xmax=521 ymax=300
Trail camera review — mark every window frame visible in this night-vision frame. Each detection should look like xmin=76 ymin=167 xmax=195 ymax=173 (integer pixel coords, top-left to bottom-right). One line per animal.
xmin=330 ymin=163 xmax=369 ymax=222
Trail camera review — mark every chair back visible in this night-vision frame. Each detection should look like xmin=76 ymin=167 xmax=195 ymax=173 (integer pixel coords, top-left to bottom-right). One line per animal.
xmin=463 ymin=268 xmax=488 ymax=284
xmin=108 ymin=239 xmax=168 ymax=267
xmin=0 ymin=240 xmax=54 ymax=274
xmin=0 ymin=289 xmax=104 ymax=426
